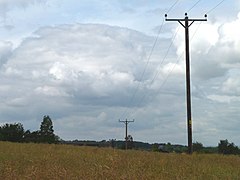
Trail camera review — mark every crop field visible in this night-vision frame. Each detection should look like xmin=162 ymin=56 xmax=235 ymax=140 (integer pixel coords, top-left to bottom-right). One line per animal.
xmin=0 ymin=141 xmax=240 ymax=179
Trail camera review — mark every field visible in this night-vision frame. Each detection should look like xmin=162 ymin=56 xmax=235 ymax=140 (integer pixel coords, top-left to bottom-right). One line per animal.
xmin=0 ymin=142 xmax=240 ymax=179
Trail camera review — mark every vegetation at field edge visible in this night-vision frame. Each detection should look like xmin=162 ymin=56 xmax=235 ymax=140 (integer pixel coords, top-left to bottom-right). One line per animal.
xmin=0 ymin=141 xmax=240 ymax=179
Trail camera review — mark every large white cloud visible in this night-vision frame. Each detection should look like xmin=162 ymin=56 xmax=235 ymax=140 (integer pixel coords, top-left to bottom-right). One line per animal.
xmin=173 ymin=12 xmax=240 ymax=81
xmin=0 ymin=23 xmax=167 ymax=140
xmin=0 ymin=23 xmax=196 ymax=144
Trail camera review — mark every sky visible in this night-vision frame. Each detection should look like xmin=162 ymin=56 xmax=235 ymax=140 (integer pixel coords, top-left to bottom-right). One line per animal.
xmin=0 ymin=0 xmax=239 ymax=146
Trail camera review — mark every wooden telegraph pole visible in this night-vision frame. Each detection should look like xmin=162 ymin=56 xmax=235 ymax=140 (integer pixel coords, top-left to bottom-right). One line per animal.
xmin=165 ymin=13 xmax=207 ymax=154
xmin=119 ymin=119 xmax=134 ymax=150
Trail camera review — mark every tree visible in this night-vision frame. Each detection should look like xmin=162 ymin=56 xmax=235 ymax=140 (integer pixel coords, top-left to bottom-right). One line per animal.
xmin=0 ymin=123 xmax=24 ymax=142
xmin=193 ymin=141 xmax=203 ymax=153
xmin=39 ymin=115 xmax=56 ymax=143
xmin=165 ymin=142 xmax=174 ymax=152
xmin=0 ymin=116 xmax=60 ymax=144
xmin=218 ymin=139 xmax=239 ymax=155
xmin=126 ymin=135 xmax=134 ymax=149
xmin=152 ymin=143 xmax=159 ymax=152
xmin=23 ymin=130 xmax=41 ymax=143
xmin=110 ymin=139 xmax=116 ymax=148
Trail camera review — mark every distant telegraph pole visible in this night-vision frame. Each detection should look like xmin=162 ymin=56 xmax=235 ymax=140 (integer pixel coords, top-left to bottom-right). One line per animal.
xmin=165 ymin=13 xmax=207 ymax=154
xmin=119 ymin=119 xmax=134 ymax=150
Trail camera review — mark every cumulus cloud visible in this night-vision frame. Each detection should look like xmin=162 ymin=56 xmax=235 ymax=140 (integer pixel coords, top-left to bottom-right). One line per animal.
xmin=0 ymin=23 xmax=195 ymax=143
xmin=0 ymin=24 xmax=164 ymax=138
xmin=173 ymin=13 xmax=240 ymax=82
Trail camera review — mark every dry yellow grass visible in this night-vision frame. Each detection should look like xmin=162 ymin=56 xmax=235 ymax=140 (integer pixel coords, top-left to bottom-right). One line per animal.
xmin=0 ymin=141 xmax=240 ymax=179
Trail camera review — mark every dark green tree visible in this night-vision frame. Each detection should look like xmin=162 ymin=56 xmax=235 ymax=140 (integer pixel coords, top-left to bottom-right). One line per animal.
xmin=23 ymin=130 xmax=41 ymax=143
xmin=151 ymin=143 xmax=159 ymax=152
xmin=0 ymin=123 xmax=24 ymax=142
xmin=39 ymin=115 xmax=56 ymax=143
xmin=165 ymin=142 xmax=174 ymax=152
xmin=193 ymin=141 xmax=203 ymax=153
xmin=218 ymin=139 xmax=239 ymax=155
xmin=126 ymin=135 xmax=134 ymax=149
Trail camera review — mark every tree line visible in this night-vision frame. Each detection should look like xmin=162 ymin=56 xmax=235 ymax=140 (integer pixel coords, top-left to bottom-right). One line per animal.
xmin=1 ymin=116 xmax=239 ymax=155
xmin=192 ymin=140 xmax=240 ymax=155
xmin=152 ymin=140 xmax=240 ymax=155
xmin=0 ymin=115 xmax=59 ymax=144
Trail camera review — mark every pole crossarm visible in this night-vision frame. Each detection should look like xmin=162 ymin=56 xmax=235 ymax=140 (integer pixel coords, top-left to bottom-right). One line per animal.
xmin=165 ymin=18 xmax=207 ymax=21
xmin=165 ymin=13 xmax=207 ymax=27
xmin=164 ymin=13 xmax=207 ymax=154
xmin=119 ymin=119 xmax=134 ymax=124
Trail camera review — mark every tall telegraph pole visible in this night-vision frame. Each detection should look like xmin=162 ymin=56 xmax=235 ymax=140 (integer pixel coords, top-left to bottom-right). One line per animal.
xmin=165 ymin=13 xmax=207 ymax=154
xmin=119 ymin=119 xmax=134 ymax=150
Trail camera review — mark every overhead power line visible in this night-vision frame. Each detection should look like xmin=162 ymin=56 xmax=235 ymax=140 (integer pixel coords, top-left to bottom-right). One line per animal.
xmin=188 ymin=0 xmax=202 ymax=12
xmin=157 ymin=0 xmax=227 ymax=106
xmin=154 ymin=22 xmax=203 ymax=99
xmin=206 ymin=0 xmax=226 ymax=14
xmin=149 ymin=26 xmax=180 ymax=85
xmin=127 ymin=26 xmax=180 ymax=119
xmin=120 ymin=18 xmax=165 ymax=119
xmin=166 ymin=0 xmax=180 ymax=14
xmin=128 ymin=20 xmax=204 ymax=120
xmin=118 ymin=0 xmax=180 ymax=120
xmin=127 ymin=0 xmax=221 ymax=120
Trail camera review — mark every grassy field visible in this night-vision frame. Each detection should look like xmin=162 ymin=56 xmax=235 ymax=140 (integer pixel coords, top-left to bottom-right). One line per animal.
xmin=0 ymin=141 xmax=240 ymax=179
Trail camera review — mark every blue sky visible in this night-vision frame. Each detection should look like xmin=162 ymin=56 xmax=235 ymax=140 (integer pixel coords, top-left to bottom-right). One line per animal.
xmin=0 ymin=0 xmax=239 ymax=146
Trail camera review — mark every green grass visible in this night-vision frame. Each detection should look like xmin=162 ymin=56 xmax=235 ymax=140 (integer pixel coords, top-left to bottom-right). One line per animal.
xmin=0 ymin=141 xmax=240 ymax=179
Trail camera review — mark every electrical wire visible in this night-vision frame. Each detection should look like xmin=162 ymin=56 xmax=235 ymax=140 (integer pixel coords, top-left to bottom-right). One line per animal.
xmin=127 ymin=26 xmax=181 ymax=118
xmin=128 ymin=0 xmax=225 ymax=117
xmin=145 ymin=1 xmax=226 ymax=110
xmin=149 ymin=26 xmax=180 ymax=86
xmin=119 ymin=18 xmax=165 ymax=120
xmin=130 ymin=0 xmax=227 ymax=130
xmin=206 ymin=0 xmax=226 ymax=14
xmin=166 ymin=0 xmax=180 ymax=14
xmin=188 ymin=0 xmax=202 ymax=12
xmin=118 ymin=0 xmax=180 ymax=120
xmin=128 ymin=21 xmax=203 ymax=120
xmin=156 ymin=22 xmax=203 ymax=94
